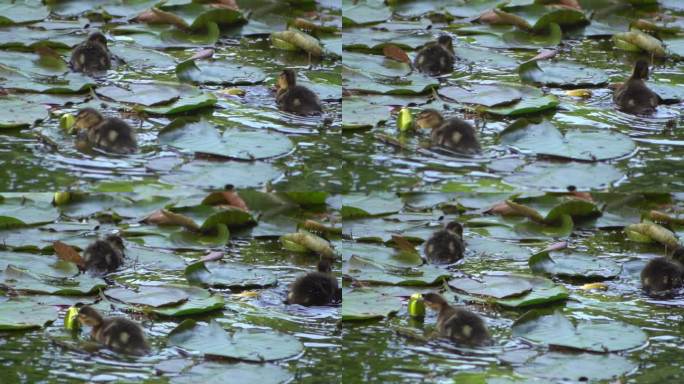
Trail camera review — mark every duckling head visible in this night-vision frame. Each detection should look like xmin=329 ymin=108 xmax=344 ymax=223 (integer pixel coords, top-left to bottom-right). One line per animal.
xmin=631 ymin=59 xmax=650 ymax=80
xmin=278 ymin=69 xmax=297 ymax=90
xmin=416 ymin=109 xmax=444 ymax=130
xmin=317 ymin=259 xmax=332 ymax=273
xmin=105 ymin=234 xmax=125 ymax=253
xmin=437 ymin=34 xmax=454 ymax=54
xmin=445 ymin=221 xmax=463 ymax=237
xmin=421 ymin=292 xmax=449 ymax=311
xmin=74 ymin=108 xmax=104 ymax=131
xmin=88 ymin=31 xmax=108 ymax=47
xmin=78 ymin=305 xmax=104 ymax=327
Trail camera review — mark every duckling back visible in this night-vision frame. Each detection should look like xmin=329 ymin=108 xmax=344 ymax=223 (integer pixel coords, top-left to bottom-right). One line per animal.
xmin=613 ymin=80 xmax=659 ymax=115
xmin=437 ymin=306 xmax=490 ymax=346
xmin=431 ymin=118 xmax=480 ymax=154
xmin=641 ymin=257 xmax=684 ymax=295
xmin=70 ymin=40 xmax=111 ymax=73
xmin=83 ymin=239 xmax=124 ymax=273
xmin=88 ymin=117 xmax=138 ymax=154
xmin=96 ymin=317 xmax=149 ymax=356
xmin=424 ymin=227 xmax=464 ymax=264
xmin=277 ymin=85 xmax=323 ymax=116
xmin=414 ymin=43 xmax=455 ymax=76
xmin=287 ymin=270 xmax=339 ymax=306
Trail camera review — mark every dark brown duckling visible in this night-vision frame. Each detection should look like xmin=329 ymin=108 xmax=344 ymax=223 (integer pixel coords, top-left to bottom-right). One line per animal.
xmin=82 ymin=235 xmax=125 ymax=274
xmin=414 ymin=35 xmax=455 ymax=76
xmin=416 ymin=109 xmax=481 ymax=154
xmin=286 ymin=259 xmax=340 ymax=306
xmin=422 ymin=293 xmax=490 ymax=346
xmin=613 ymin=59 xmax=660 ymax=115
xmin=74 ymin=108 xmax=137 ymax=154
xmin=77 ymin=305 xmax=149 ymax=356
xmin=70 ymin=31 xmax=112 ymax=73
xmin=424 ymin=221 xmax=465 ymax=265
xmin=641 ymin=257 xmax=684 ymax=295
xmin=276 ymin=69 xmax=323 ymax=115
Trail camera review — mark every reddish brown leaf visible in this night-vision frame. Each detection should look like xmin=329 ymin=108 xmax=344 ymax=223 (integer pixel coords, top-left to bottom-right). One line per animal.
xmin=136 ymin=7 xmax=188 ymax=30
xmin=529 ymin=49 xmax=558 ymax=62
xmin=557 ymin=0 xmax=581 ymax=10
xmin=487 ymin=201 xmax=517 ymax=216
xmin=477 ymin=9 xmax=506 ymax=24
xmin=53 ymin=241 xmax=84 ymax=268
xmin=221 ymin=190 xmax=249 ymax=211
xmin=210 ymin=0 xmax=239 ymax=10
xmin=143 ymin=209 xmax=200 ymax=231
xmin=391 ymin=235 xmax=417 ymax=253
xmin=201 ymin=251 xmax=224 ymax=262
xmin=568 ymin=192 xmax=594 ymax=202
xmin=190 ymin=49 xmax=214 ymax=61
xmin=383 ymin=44 xmax=411 ymax=64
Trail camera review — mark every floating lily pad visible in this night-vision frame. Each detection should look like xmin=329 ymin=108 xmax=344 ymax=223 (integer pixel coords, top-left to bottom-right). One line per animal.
xmin=156 ymin=3 xmax=245 ymax=30
xmin=0 ymin=300 xmax=58 ymax=330
xmin=168 ymin=224 xmax=230 ymax=249
xmin=449 ymin=275 xmax=534 ymax=299
xmin=110 ymin=44 xmax=177 ymax=69
xmin=344 ymin=67 xmax=438 ymax=95
xmin=159 ymin=119 xmax=293 ymax=160
xmin=186 ymin=261 xmax=277 ymax=289
xmin=170 ymin=362 xmax=292 ymax=384
xmin=343 ymin=52 xmax=411 ymax=79
xmin=0 ymin=98 xmax=49 ymax=129
xmin=515 ymin=353 xmax=636 ymax=382
xmin=0 ymin=265 xmax=105 ymax=296
xmin=519 ymin=60 xmax=609 ymax=87
xmin=504 ymin=162 xmax=624 ymax=192
xmin=512 ymin=311 xmax=647 ymax=352
xmin=168 ymin=320 xmax=303 ymax=362
xmin=500 ymin=120 xmax=635 ymax=161
xmin=343 ymin=255 xmax=450 ymax=286
xmin=343 ymin=0 xmax=391 ymax=26
xmin=161 ymin=161 xmax=281 ymax=189
xmin=152 ymin=285 xmax=225 ymax=317
xmin=342 ymin=289 xmax=402 ymax=321
xmin=486 ymin=95 xmax=559 ymax=116
xmin=106 ymin=286 xmax=190 ymax=308
xmin=439 ymin=84 xmax=523 ymax=107
xmin=341 ymin=97 xmax=390 ymax=129
xmin=451 ymin=274 xmax=568 ymax=308
xmin=0 ymin=198 xmax=60 ymax=228
xmin=176 ymin=60 xmax=266 ymax=85
xmin=0 ymin=2 xmax=50 ymax=25
xmin=139 ymin=90 xmax=216 ymax=115
xmin=341 ymin=193 xmax=403 ymax=219
xmin=529 ymin=249 xmax=622 ymax=280
xmin=97 ymin=83 xmax=181 ymax=106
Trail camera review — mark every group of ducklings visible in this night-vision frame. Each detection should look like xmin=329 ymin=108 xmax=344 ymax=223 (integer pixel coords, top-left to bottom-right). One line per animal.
xmin=410 ymin=34 xmax=664 ymax=155
xmin=66 ymin=31 xmax=323 ymax=155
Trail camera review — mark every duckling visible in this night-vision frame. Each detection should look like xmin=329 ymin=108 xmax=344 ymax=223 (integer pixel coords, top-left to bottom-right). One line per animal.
xmin=613 ymin=59 xmax=660 ymax=115
xmin=421 ymin=292 xmax=490 ymax=346
xmin=77 ymin=305 xmax=149 ymax=356
xmin=641 ymin=257 xmax=684 ymax=295
xmin=286 ymin=259 xmax=340 ymax=306
xmin=424 ymin=221 xmax=465 ymax=265
xmin=414 ymin=35 xmax=456 ymax=76
xmin=416 ymin=109 xmax=481 ymax=154
xmin=70 ymin=31 xmax=112 ymax=73
xmin=82 ymin=234 xmax=125 ymax=274
xmin=276 ymin=69 xmax=323 ymax=115
xmin=74 ymin=108 xmax=137 ymax=154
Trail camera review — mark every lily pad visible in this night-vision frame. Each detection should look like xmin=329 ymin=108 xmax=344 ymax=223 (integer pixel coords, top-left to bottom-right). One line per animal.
xmin=161 ymin=161 xmax=281 ymax=189
xmin=152 ymin=285 xmax=225 ymax=317
xmin=185 ymin=261 xmax=277 ymax=289
xmin=341 ymin=193 xmax=402 ymax=219
xmin=0 ymin=198 xmax=60 ymax=228
xmin=168 ymin=320 xmax=303 ymax=362
xmin=529 ymin=249 xmax=622 ymax=280
xmin=519 ymin=60 xmax=609 ymax=87
xmin=0 ymin=2 xmax=50 ymax=25
xmin=343 ymin=255 xmax=450 ymax=286
xmin=341 ymin=97 xmax=390 ymax=129
xmin=449 ymin=275 xmax=534 ymax=299
xmin=170 ymin=362 xmax=292 ymax=384
xmin=516 ymin=353 xmax=636 ymax=382
xmin=451 ymin=274 xmax=569 ymax=308
xmin=500 ymin=120 xmax=636 ymax=161
xmin=0 ymin=98 xmax=49 ymax=128
xmin=504 ymin=162 xmax=624 ymax=191
xmin=343 ymin=0 xmax=391 ymax=26
xmin=105 ymin=286 xmax=190 ymax=307
xmin=342 ymin=289 xmax=402 ymax=321
xmin=0 ymin=265 xmax=105 ymax=296
xmin=512 ymin=310 xmax=648 ymax=352
xmin=439 ymin=84 xmax=523 ymax=107
xmin=176 ymin=60 xmax=266 ymax=85
xmin=0 ymin=300 xmax=58 ymax=330
xmin=97 ymin=83 xmax=182 ymax=106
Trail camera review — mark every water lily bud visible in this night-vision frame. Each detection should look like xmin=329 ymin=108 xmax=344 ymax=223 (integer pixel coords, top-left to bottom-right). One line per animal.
xmin=64 ymin=306 xmax=80 ymax=331
xmin=397 ymin=107 xmax=413 ymax=132
xmin=53 ymin=192 xmax=71 ymax=206
xmin=408 ymin=293 xmax=425 ymax=318
xmin=60 ymin=113 xmax=76 ymax=134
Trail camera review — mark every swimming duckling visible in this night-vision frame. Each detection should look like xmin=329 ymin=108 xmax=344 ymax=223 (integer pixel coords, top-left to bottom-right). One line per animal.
xmin=82 ymin=235 xmax=125 ymax=274
xmin=77 ymin=305 xmax=149 ymax=356
xmin=641 ymin=257 xmax=684 ymax=295
xmin=70 ymin=31 xmax=112 ymax=73
xmin=422 ymin=293 xmax=490 ymax=346
xmin=286 ymin=259 xmax=340 ymax=306
xmin=613 ymin=59 xmax=660 ymax=115
xmin=424 ymin=221 xmax=465 ymax=265
xmin=414 ymin=35 xmax=456 ymax=76
xmin=416 ymin=109 xmax=481 ymax=154
xmin=276 ymin=69 xmax=323 ymax=115
xmin=74 ymin=108 xmax=137 ymax=154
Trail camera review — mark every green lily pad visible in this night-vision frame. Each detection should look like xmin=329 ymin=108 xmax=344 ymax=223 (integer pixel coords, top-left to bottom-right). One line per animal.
xmin=499 ymin=4 xmax=587 ymax=31
xmin=1 ymin=265 xmax=105 ymax=296
xmin=0 ymin=300 xmax=58 ymax=330
xmin=170 ymin=362 xmax=292 ymax=384
xmin=161 ymin=161 xmax=281 ymax=189
xmin=529 ymin=249 xmax=622 ymax=280
xmin=0 ymin=66 xmax=95 ymax=94
xmin=449 ymin=275 xmax=534 ymax=299
xmin=109 ymin=43 xmax=177 ymax=69
xmin=516 ymin=352 xmax=636 ymax=382
xmin=343 ymin=0 xmax=391 ymax=26
xmin=159 ymin=119 xmax=293 ymax=160
xmin=342 ymin=288 xmax=402 ymax=321
xmin=0 ymin=197 xmax=59 ymax=228
xmin=503 ymin=162 xmax=624 ymax=192
xmin=0 ymin=2 xmax=49 ymax=25
xmin=343 ymin=255 xmax=450 ymax=286
xmin=105 ymin=286 xmax=190 ymax=307
xmin=138 ymin=91 xmax=217 ymax=115
xmin=168 ymin=223 xmax=230 ymax=249
xmin=512 ymin=310 xmax=647 ymax=352
xmin=486 ymin=95 xmax=559 ymax=116
xmin=0 ymin=98 xmax=49 ymax=128
xmin=519 ymin=60 xmax=609 ymax=87
xmin=500 ymin=120 xmax=636 ymax=161
xmin=168 ymin=320 xmax=303 ymax=362
xmin=343 ymin=67 xmax=438 ymax=95
xmin=185 ymin=261 xmax=277 ymax=289
xmin=439 ymin=84 xmax=523 ymax=107
xmin=152 ymin=285 xmax=225 ymax=317
xmin=156 ymin=3 xmax=245 ymax=30
xmin=341 ymin=193 xmax=403 ymax=219
xmin=341 ymin=97 xmax=390 ymax=129
xmin=343 ymin=52 xmax=411 ymax=79
xmin=451 ymin=274 xmax=568 ymax=308
xmin=96 ymin=83 xmax=182 ymax=106
xmin=176 ymin=60 xmax=266 ymax=85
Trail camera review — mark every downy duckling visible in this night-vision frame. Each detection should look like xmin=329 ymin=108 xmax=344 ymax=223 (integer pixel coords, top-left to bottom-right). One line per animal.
xmin=414 ymin=35 xmax=455 ymax=76
xmin=422 ymin=293 xmax=490 ymax=346
xmin=416 ymin=109 xmax=481 ymax=154
xmin=82 ymin=235 xmax=125 ymax=274
xmin=70 ymin=31 xmax=112 ymax=73
xmin=276 ymin=69 xmax=323 ymax=115
xmin=287 ymin=259 xmax=340 ymax=306
xmin=613 ymin=59 xmax=660 ymax=115
xmin=77 ymin=305 xmax=149 ymax=356
xmin=424 ymin=221 xmax=465 ymax=265
xmin=74 ymin=108 xmax=138 ymax=154
xmin=641 ymin=257 xmax=684 ymax=295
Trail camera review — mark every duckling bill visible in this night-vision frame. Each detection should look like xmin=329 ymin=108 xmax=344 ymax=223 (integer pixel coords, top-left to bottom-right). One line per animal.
xmin=70 ymin=31 xmax=112 ymax=74
xmin=74 ymin=108 xmax=137 ymax=154
xmin=641 ymin=257 xmax=684 ymax=296
xmin=416 ymin=109 xmax=480 ymax=154
xmin=286 ymin=259 xmax=340 ymax=306
xmin=424 ymin=221 xmax=465 ymax=265
xmin=414 ymin=35 xmax=455 ymax=76
xmin=83 ymin=234 xmax=125 ymax=274
xmin=276 ymin=69 xmax=323 ymax=116
xmin=77 ymin=305 xmax=149 ymax=356
xmin=613 ymin=59 xmax=660 ymax=115
xmin=422 ymin=292 xmax=490 ymax=346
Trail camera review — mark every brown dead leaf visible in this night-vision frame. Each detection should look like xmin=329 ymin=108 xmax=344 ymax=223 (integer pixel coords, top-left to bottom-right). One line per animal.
xmin=383 ymin=44 xmax=411 ymax=64
xmin=391 ymin=235 xmax=417 ymax=253
xmin=568 ymin=192 xmax=594 ymax=202
xmin=477 ymin=9 xmax=506 ymax=24
xmin=53 ymin=241 xmax=84 ymax=268
xmin=221 ymin=190 xmax=249 ymax=211
xmin=557 ymin=0 xmax=581 ymax=10
xmin=529 ymin=49 xmax=558 ymax=62
xmin=190 ymin=49 xmax=214 ymax=61
xmin=136 ymin=7 xmax=188 ymax=30
xmin=210 ymin=0 xmax=239 ymax=10
xmin=201 ymin=251 xmax=224 ymax=262
xmin=487 ymin=201 xmax=517 ymax=216
xmin=143 ymin=209 xmax=200 ymax=231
